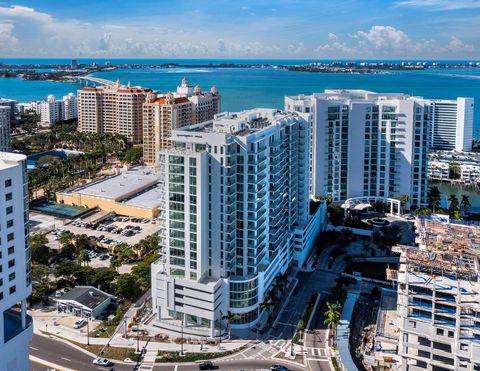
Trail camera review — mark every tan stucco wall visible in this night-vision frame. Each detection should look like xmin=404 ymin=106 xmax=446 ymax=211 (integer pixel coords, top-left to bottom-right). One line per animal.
xmin=56 ymin=192 xmax=158 ymax=218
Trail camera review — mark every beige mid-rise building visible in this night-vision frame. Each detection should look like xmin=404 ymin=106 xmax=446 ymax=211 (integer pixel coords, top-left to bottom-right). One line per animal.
xmin=143 ymin=78 xmax=220 ymax=166
xmin=78 ymin=81 xmax=153 ymax=143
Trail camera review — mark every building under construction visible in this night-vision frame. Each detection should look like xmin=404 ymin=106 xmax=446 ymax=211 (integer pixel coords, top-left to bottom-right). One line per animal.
xmin=392 ymin=217 xmax=480 ymax=371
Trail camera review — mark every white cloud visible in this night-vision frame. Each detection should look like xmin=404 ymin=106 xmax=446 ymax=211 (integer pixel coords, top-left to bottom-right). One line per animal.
xmin=356 ymin=26 xmax=411 ymax=51
xmin=0 ymin=23 xmax=18 ymax=51
xmin=395 ymin=0 xmax=480 ymax=11
xmin=217 ymin=39 xmax=227 ymax=52
xmin=316 ymin=42 xmax=355 ymax=54
xmin=328 ymin=33 xmax=337 ymax=41
xmin=447 ymin=36 xmax=475 ymax=51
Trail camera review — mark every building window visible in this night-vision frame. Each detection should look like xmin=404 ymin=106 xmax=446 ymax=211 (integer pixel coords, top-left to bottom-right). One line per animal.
xmin=436 ymin=328 xmax=444 ymax=336
xmin=9 ymin=285 xmax=16 ymax=294
xmin=5 ymin=179 xmax=12 ymax=187
xmin=8 ymin=259 xmax=15 ymax=268
xmin=6 ymin=206 xmax=13 ymax=214
xmin=5 ymin=192 xmax=12 ymax=201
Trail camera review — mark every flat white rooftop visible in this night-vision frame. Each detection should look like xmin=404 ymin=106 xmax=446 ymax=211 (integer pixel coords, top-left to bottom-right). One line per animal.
xmin=0 ymin=152 xmax=26 ymax=170
xmin=122 ymin=184 xmax=163 ymax=209
xmin=69 ymin=167 xmax=159 ymax=201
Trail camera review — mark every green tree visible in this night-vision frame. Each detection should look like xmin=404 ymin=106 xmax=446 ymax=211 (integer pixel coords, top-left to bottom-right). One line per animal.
xmin=324 ymin=301 xmax=342 ymax=347
xmin=118 ymin=146 xmax=143 ymax=164
xmin=328 ymin=203 xmax=344 ymax=226
xmin=460 ymin=194 xmax=471 ymax=212
xmin=30 ymin=234 xmax=51 ymax=264
xmin=222 ymin=311 xmax=238 ymax=339
xmin=74 ymin=234 xmax=93 ymax=251
xmin=89 ymin=268 xmax=118 ymax=293
xmin=115 ymin=274 xmax=141 ymax=301
xmin=130 ymin=253 xmax=159 ymax=288
xmin=449 ymin=163 xmax=461 ymax=179
xmin=448 ymin=194 xmax=460 ymax=214
xmin=453 ymin=210 xmax=462 ymax=221
xmin=427 ymin=186 xmax=441 ymax=213
xmin=399 ymin=194 xmax=409 ymax=212
xmin=78 ymin=249 xmax=91 ymax=266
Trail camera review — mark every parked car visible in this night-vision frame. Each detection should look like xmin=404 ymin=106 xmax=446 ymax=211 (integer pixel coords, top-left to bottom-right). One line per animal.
xmin=198 ymin=361 xmax=215 ymax=370
xmin=73 ymin=318 xmax=86 ymax=329
xmin=92 ymin=358 xmax=113 ymax=367
xmin=270 ymin=365 xmax=288 ymax=371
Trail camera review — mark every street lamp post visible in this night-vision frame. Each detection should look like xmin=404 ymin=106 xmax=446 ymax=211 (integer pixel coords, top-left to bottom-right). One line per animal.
xmin=136 ymin=322 xmax=140 ymax=354
xmin=180 ymin=315 xmax=184 ymax=356
xmin=86 ymin=317 xmax=90 ymax=346
xmin=219 ymin=310 xmax=223 ymax=346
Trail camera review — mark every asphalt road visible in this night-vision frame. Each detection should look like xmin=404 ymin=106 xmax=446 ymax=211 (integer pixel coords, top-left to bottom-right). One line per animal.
xmin=29 ymin=334 xmax=138 ymax=371
xmin=304 ymin=301 xmax=332 ymax=371
xmin=29 ymin=334 xmax=303 ymax=371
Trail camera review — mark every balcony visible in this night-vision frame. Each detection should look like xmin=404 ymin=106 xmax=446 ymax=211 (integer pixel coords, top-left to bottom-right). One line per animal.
xmin=4 ymin=309 xmax=32 ymax=343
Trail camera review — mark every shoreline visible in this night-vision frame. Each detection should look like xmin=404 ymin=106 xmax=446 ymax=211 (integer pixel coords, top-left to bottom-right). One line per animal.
xmin=1 ymin=61 xmax=479 ymax=82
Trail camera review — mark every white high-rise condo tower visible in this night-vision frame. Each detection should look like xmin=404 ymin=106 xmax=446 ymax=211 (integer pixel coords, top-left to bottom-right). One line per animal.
xmin=285 ymin=90 xmax=430 ymax=208
xmin=429 ymin=98 xmax=474 ymax=152
xmin=0 ymin=153 xmax=32 ymax=371
xmin=151 ymin=109 xmax=325 ymax=336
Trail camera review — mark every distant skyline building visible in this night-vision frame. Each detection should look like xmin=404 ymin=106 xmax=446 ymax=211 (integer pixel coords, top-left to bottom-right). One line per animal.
xmin=285 ymin=90 xmax=430 ymax=208
xmin=78 ymin=81 xmax=152 ymax=143
xmin=143 ymin=78 xmax=220 ymax=166
xmin=0 ymin=107 xmax=11 ymax=152
xmin=151 ymin=109 xmax=325 ymax=337
xmin=0 ymin=152 xmax=32 ymax=371
xmin=429 ymin=98 xmax=474 ymax=152
xmin=17 ymin=93 xmax=78 ymax=127
xmin=0 ymin=99 xmax=17 ymax=122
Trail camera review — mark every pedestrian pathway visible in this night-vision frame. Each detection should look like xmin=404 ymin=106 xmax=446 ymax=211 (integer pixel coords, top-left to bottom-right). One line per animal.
xmin=137 ymin=350 xmax=156 ymax=371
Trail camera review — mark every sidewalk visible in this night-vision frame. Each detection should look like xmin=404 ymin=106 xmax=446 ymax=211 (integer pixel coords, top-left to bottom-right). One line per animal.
xmin=32 ymin=312 xmax=248 ymax=353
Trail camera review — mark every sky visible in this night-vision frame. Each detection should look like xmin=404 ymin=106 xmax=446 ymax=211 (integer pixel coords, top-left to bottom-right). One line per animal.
xmin=0 ymin=0 xmax=479 ymax=59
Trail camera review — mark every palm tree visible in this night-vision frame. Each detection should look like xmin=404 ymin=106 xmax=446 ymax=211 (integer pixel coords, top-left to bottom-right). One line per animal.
xmin=427 ymin=186 xmax=441 ymax=213
xmin=78 ymin=249 xmax=91 ymax=266
xmin=324 ymin=301 xmax=342 ymax=347
xmin=460 ymin=194 xmax=471 ymax=213
xmin=448 ymin=194 xmax=460 ymax=214
xmin=399 ymin=194 xmax=409 ymax=213
xmin=110 ymin=258 xmax=121 ymax=272
xmin=222 ymin=311 xmax=237 ymax=339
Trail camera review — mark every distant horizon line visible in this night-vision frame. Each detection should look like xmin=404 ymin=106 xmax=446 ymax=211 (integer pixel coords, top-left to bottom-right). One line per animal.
xmin=1 ymin=57 xmax=480 ymax=62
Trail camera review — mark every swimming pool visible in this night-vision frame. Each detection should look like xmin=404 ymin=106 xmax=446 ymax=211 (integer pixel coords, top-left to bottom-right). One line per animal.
xmin=30 ymin=200 xmax=91 ymax=218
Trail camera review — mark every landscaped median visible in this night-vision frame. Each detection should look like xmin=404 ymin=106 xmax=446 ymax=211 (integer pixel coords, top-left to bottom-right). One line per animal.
xmin=292 ymin=292 xmax=319 ymax=345
xmin=156 ymin=343 xmax=250 ymax=363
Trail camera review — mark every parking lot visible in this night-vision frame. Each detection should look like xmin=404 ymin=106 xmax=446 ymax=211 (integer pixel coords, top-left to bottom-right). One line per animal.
xmin=51 ymin=213 xmax=160 ymax=249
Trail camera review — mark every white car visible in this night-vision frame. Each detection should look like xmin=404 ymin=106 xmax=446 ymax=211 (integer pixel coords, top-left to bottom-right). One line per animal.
xmin=92 ymin=357 xmax=113 ymax=366
xmin=73 ymin=318 xmax=86 ymax=329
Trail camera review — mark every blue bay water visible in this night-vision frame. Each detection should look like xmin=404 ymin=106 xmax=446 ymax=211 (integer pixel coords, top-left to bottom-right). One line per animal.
xmin=1 ymin=61 xmax=480 ymax=135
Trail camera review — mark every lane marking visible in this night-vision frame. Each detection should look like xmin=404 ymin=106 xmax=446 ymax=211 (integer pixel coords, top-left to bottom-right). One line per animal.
xmin=174 ymin=366 xmax=178 ymax=371
xmin=60 ymin=357 xmax=72 ymax=362
xmin=29 ymin=346 xmax=39 ymax=351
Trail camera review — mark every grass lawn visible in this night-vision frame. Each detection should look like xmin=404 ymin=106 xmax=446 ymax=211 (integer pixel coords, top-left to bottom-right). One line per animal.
xmin=91 ymin=324 xmax=118 ymax=338
xmin=71 ymin=340 xmax=143 ymax=363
